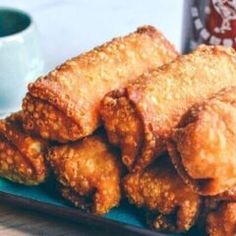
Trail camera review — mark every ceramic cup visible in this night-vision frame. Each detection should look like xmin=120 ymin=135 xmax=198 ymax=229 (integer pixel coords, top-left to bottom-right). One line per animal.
xmin=0 ymin=7 xmax=44 ymax=115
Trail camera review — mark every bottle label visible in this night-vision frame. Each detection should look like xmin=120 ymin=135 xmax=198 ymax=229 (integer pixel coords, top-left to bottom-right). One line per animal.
xmin=191 ymin=0 xmax=236 ymax=48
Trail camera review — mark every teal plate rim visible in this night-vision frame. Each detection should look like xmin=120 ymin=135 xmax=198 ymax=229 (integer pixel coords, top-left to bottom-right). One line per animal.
xmin=0 ymin=178 xmax=175 ymax=236
xmin=0 ymin=191 xmax=165 ymax=236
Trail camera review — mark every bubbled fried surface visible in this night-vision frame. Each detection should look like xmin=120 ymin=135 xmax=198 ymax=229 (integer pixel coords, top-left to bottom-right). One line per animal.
xmin=23 ymin=94 xmax=82 ymax=143
xmin=102 ymin=45 xmax=236 ymax=172
xmin=123 ymin=156 xmax=200 ymax=233
xmin=47 ymin=135 xmax=122 ymax=215
xmin=23 ymin=25 xmax=178 ymax=142
xmin=206 ymin=202 xmax=236 ymax=236
xmin=0 ymin=112 xmax=48 ymax=185
xmin=169 ymin=87 xmax=236 ymax=196
xmin=100 ymin=89 xmax=146 ymax=170
xmin=214 ymin=185 xmax=236 ymax=201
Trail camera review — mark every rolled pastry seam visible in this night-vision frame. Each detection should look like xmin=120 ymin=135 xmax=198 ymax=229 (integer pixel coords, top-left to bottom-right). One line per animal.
xmin=101 ymin=45 xmax=236 ymax=172
xmin=22 ymin=25 xmax=178 ymax=143
xmin=168 ymin=86 xmax=236 ymax=196
xmin=123 ymin=156 xmax=201 ymax=233
xmin=0 ymin=112 xmax=48 ymax=185
xmin=47 ymin=134 xmax=122 ymax=215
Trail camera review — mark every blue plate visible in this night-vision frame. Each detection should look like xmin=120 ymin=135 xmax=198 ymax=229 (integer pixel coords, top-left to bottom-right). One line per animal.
xmin=0 ymin=178 xmax=183 ymax=236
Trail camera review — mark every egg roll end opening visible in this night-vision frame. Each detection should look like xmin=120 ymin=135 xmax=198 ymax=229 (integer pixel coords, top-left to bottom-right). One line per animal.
xmin=101 ymin=89 xmax=156 ymax=172
xmin=47 ymin=135 xmax=122 ymax=215
xmin=0 ymin=112 xmax=48 ymax=185
xmin=22 ymin=94 xmax=84 ymax=143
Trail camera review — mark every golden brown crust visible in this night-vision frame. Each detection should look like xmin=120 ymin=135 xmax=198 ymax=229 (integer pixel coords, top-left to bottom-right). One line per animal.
xmin=206 ymin=202 xmax=236 ymax=236
xmin=22 ymin=25 xmax=178 ymax=142
xmin=123 ymin=156 xmax=201 ymax=233
xmin=23 ymin=94 xmax=82 ymax=142
xmin=168 ymin=87 xmax=236 ymax=196
xmin=47 ymin=135 xmax=122 ymax=215
xmin=0 ymin=112 xmax=48 ymax=185
xmin=101 ymin=45 xmax=236 ymax=172
xmin=100 ymin=89 xmax=147 ymax=170
xmin=214 ymin=185 xmax=236 ymax=201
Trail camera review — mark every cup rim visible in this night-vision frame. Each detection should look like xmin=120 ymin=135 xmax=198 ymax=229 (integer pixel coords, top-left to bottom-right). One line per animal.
xmin=0 ymin=7 xmax=35 ymax=41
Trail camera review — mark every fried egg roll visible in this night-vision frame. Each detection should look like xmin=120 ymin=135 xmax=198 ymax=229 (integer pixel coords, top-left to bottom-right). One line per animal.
xmin=22 ymin=25 xmax=178 ymax=143
xmin=0 ymin=112 xmax=48 ymax=185
xmin=206 ymin=202 xmax=236 ymax=236
xmin=47 ymin=135 xmax=122 ymax=215
xmin=101 ymin=45 xmax=236 ymax=172
xmin=168 ymin=87 xmax=236 ymax=196
xmin=123 ymin=156 xmax=200 ymax=233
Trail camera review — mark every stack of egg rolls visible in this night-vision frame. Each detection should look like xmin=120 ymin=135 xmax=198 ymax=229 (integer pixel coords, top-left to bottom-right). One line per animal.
xmin=19 ymin=24 xmax=179 ymax=214
xmin=101 ymin=45 xmax=236 ymax=171
xmin=168 ymin=86 xmax=236 ymax=235
xmin=22 ymin=25 xmax=178 ymax=143
xmin=1 ymin=23 xmax=236 ymax=235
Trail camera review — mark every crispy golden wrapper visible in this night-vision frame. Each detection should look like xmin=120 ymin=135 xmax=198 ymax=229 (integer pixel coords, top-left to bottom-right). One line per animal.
xmin=22 ymin=25 xmax=178 ymax=143
xmin=101 ymin=45 xmax=236 ymax=172
xmin=214 ymin=185 xmax=236 ymax=201
xmin=0 ymin=112 xmax=48 ymax=185
xmin=47 ymin=135 xmax=122 ymax=215
xmin=168 ymin=87 xmax=236 ymax=196
xmin=123 ymin=156 xmax=201 ymax=233
xmin=206 ymin=202 xmax=236 ymax=236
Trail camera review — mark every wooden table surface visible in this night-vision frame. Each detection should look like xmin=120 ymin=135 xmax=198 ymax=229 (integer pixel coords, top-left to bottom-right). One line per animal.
xmin=0 ymin=204 xmax=113 ymax=236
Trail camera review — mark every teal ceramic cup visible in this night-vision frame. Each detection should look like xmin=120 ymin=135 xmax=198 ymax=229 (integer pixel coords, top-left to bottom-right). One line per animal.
xmin=0 ymin=7 xmax=44 ymax=115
